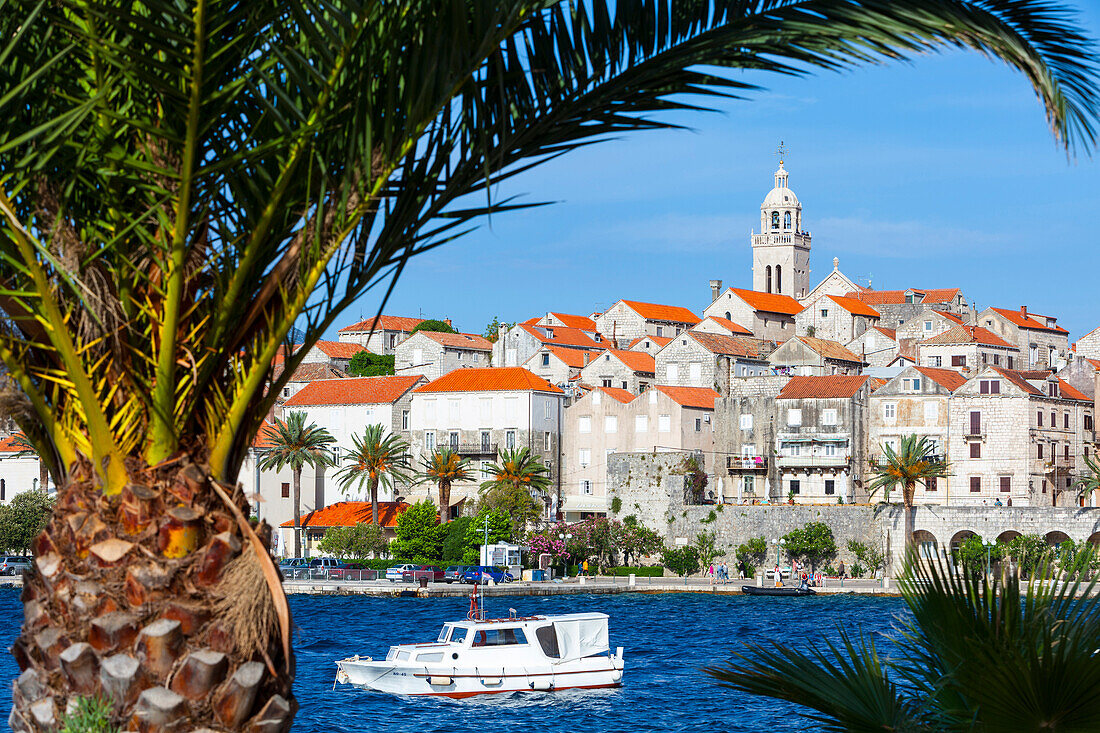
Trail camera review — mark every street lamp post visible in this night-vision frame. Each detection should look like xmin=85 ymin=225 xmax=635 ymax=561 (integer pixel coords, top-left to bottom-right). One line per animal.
xmin=984 ymin=541 xmax=995 ymax=578
xmin=558 ymin=532 xmax=572 ymax=578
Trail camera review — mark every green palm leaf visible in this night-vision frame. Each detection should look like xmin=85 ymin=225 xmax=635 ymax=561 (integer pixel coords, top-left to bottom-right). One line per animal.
xmin=335 ymin=424 xmax=413 ymax=527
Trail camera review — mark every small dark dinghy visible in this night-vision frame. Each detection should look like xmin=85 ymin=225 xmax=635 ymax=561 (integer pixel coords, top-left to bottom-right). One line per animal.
xmin=741 ymin=585 xmax=816 ymax=597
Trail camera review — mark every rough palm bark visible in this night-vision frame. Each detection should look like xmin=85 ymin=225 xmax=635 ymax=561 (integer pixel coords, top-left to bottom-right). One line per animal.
xmin=11 ymin=456 xmax=294 ymax=733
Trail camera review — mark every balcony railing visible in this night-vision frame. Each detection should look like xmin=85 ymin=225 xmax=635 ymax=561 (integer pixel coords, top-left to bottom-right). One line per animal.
xmin=452 ymin=442 xmax=498 ymax=456
xmin=726 ymin=456 xmax=768 ymax=472
xmin=776 ymin=454 xmax=850 ymax=468
xmin=964 ymin=432 xmax=984 ymax=441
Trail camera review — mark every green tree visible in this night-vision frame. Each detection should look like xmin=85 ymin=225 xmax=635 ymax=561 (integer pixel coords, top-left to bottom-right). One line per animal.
xmin=617 ymin=516 xmax=664 ymax=566
xmin=782 ymin=522 xmax=837 ymax=572
xmin=482 ymin=317 xmax=514 ymax=344
xmin=694 ymin=530 xmax=724 ymax=572
xmin=0 ymin=491 xmax=55 ymax=554
xmin=1004 ymin=534 xmax=1049 ymax=579
xmin=335 ymin=424 xmax=414 ymax=528
xmin=661 ymin=546 xmax=700 ymax=577
xmin=479 ymin=447 xmax=551 ymax=532
xmin=1 ymin=0 xmax=1095 ymax=723
xmin=736 ymin=536 xmax=768 ymax=576
xmin=462 ymin=509 xmax=512 ymax=565
xmin=410 ymin=319 xmax=457 ymax=335
xmin=441 ymin=517 xmax=474 ymax=563
xmin=347 ymin=352 xmax=396 ymax=377
xmin=389 ymin=500 xmax=443 ymax=562
xmin=706 ymin=550 xmax=1100 ymax=731
xmin=869 ymin=435 xmax=950 ymax=549
xmin=316 ymin=523 xmax=387 ymax=561
xmin=257 ymin=413 xmax=336 ymax=558
xmin=419 ymin=447 xmax=472 ymax=522
xmin=846 ymin=539 xmax=886 ymax=575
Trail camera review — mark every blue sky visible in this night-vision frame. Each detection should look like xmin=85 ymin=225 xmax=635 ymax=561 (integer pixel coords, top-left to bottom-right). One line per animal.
xmin=335 ymin=5 xmax=1100 ymax=341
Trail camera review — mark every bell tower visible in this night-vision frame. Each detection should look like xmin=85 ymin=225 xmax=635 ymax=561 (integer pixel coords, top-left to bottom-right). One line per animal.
xmin=752 ymin=161 xmax=811 ymax=298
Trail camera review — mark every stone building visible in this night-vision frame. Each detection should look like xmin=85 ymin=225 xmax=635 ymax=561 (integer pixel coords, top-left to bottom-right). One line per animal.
xmin=843 ymin=287 xmax=971 ymax=327
xmin=337 ymin=315 xmax=425 ymax=354
xmin=626 ymin=335 xmax=672 ymax=354
xmin=795 ymin=293 xmax=880 ymax=344
xmin=703 ymin=287 xmax=803 ymax=342
xmin=409 ymin=367 xmax=565 ymax=517
xmin=395 ymin=330 xmax=493 ymax=380
xmin=918 ymin=325 xmax=1020 ymax=374
xmin=975 ymin=306 xmax=1070 ymax=370
xmin=288 ymin=340 xmax=365 ymax=371
xmin=692 ymin=315 xmax=754 ymax=337
xmin=774 ymin=375 xmax=876 ymax=504
xmin=269 ymin=362 xmax=349 ymax=411
xmin=494 ymin=322 xmax=606 ymax=367
xmin=655 ymin=331 xmax=773 ymax=391
xmin=1075 ymin=325 xmax=1100 ymax=360
xmin=1058 ymin=354 xmax=1099 ymax=400
xmin=948 ymin=367 xmax=1093 ymax=507
xmin=768 ymin=336 xmax=865 ymax=376
xmin=847 ymin=326 xmax=900 ymax=368
xmin=868 ymin=366 xmax=966 ymax=505
xmin=522 ymin=345 xmax=601 ymax=394
xmin=594 ymin=299 xmax=700 ymax=347
xmin=561 ymin=385 xmax=718 ymax=521
xmin=578 ymin=349 xmax=655 ymax=394
xmin=713 ymin=375 xmax=790 ymax=503
xmin=535 ymin=312 xmax=599 ymax=334
xmin=751 ymin=161 xmax=812 ymax=299
xmin=895 ymin=310 xmax=965 ymax=359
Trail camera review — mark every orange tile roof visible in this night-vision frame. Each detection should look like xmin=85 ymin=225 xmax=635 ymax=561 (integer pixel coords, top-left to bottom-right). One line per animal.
xmin=252 ymin=420 xmax=283 ymax=449
xmin=338 ymin=315 xmax=424 ymax=333
xmin=654 ymin=386 xmax=720 ymax=409
xmin=989 ymin=307 xmax=1069 ymax=334
xmin=777 ymin=375 xmax=870 ymax=400
xmin=796 ymin=337 xmax=864 ymax=363
xmin=283 ymin=375 xmax=424 ymax=407
xmin=689 ymin=332 xmax=774 ymax=359
xmin=596 ymin=387 xmax=635 ymax=404
xmin=921 ymin=325 xmax=1015 ymax=349
xmin=281 ymin=501 xmax=409 ymax=529
xmin=1086 ymin=358 xmax=1100 ymax=370
xmin=603 ymin=349 xmax=656 ymax=374
xmin=414 ymin=331 xmax=493 ymax=351
xmin=872 ymin=326 xmax=897 ymax=340
xmin=913 ymin=367 xmax=968 ymax=392
xmin=547 ymin=312 xmax=598 ymax=331
xmin=519 ymin=324 xmax=604 ymax=350
xmin=826 ymin=295 xmax=881 ymax=318
xmin=415 ymin=367 xmax=564 ymax=394
xmin=1058 ymin=379 xmax=1090 ymax=401
xmin=272 ymin=362 xmax=349 ymax=383
xmin=627 ymin=335 xmax=673 ymax=350
xmin=539 ymin=346 xmax=603 ymax=368
xmin=313 ymin=340 xmax=368 ymax=359
xmin=727 ymin=288 xmax=804 ymax=316
xmin=989 ymin=367 xmax=1045 ymax=396
xmin=698 ymin=316 xmax=753 ymax=335
xmin=845 ymin=288 xmax=960 ymax=305
xmin=522 ymin=316 xmax=541 ymax=325
xmin=619 ymin=300 xmax=701 ymax=325
xmin=0 ymin=434 xmax=26 ymax=453
xmin=933 ymin=310 xmax=965 ymax=325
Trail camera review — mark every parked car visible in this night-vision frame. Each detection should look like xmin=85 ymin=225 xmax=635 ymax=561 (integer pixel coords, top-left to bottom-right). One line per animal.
xmin=325 ymin=562 xmax=359 ymax=580
xmin=443 ymin=565 xmax=474 ymax=584
xmin=461 ymin=566 xmax=514 ymax=584
xmin=386 ymin=563 xmax=418 ymax=582
xmin=308 ymin=557 xmax=344 ymax=579
xmin=0 ymin=556 xmax=31 ymax=576
xmin=401 ymin=565 xmax=444 ymax=582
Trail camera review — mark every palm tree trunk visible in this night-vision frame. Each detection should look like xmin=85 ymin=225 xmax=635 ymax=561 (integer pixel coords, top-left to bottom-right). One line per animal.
xmin=370 ymin=476 xmax=379 ymax=527
xmin=10 ymin=457 xmax=296 ymax=731
xmin=904 ymin=480 xmax=916 ymax=550
xmin=293 ymin=466 xmax=302 ymax=558
xmin=439 ymin=479 xmax=450 ymax=522
xmin=38 ymin=459 xmax=48 ymax=494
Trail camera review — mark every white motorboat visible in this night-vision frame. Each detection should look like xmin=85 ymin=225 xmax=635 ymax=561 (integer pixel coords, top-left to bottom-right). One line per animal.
xmin=334 ymin=594 xmax=624 ymax=698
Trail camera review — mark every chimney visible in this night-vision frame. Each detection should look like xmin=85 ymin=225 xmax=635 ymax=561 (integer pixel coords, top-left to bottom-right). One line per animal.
xmin=1019 ymin=306 xmax=1027 ymax=318
xmin=583 ymin=352 xmax=591 ymax=365
xmin=709 ymin=279 xmax=723 ymax=302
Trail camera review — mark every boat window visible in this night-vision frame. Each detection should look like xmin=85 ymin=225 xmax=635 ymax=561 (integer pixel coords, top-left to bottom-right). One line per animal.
xmin=417 ymin=652 xmax=443 ymax=663
xmin=437 ymin=625 xmax=452 ymax=643
xmin=470 ymin=627 xmax=528 ymax=647
xmin=535 ymin=625 xmax=560 ymax=658
xmin=396 ymin=651 xmax=410 ymax=661
xmin=450 ymin=627 xmax=468 ymax=644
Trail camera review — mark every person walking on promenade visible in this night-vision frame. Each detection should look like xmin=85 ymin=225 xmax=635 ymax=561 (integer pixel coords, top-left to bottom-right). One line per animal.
xmin=738 ymin=560 xmax=746 ymax=580
xmin=774 ymin=564 xmax=782 ymax=587
xmin=838 ymin=560 xmax=846 ymax=579
xmin=581 ymin=559 xmax=588 ymax=577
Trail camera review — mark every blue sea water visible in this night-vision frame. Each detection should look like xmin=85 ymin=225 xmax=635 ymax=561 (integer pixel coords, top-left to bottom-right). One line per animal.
xmin=0 ymin=589 xmax=908 ymax=731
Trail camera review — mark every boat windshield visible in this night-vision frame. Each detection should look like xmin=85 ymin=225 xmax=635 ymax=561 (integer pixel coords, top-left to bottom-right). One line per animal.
xmin=451 ymin=627 xmax=469 ymax=644
xmin=470 ymin=627 xmax=528 ymax=647
xmin=437 ymin=625 xmax=452 ymax=642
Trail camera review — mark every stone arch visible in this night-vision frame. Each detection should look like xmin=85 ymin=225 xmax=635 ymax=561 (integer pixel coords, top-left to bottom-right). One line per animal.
xmin=949 ymin=530 xmax=977 ymax=553
xmin=996 ymin=530 xmax=1021 ymax=544
xmin=1044 ymin=530 xmax=1070 ymax=546
xmin=724 ymin=311 xmax=731 ymax=321
xmin=912 ymin=530 xmax=937 ymax=558
xmin=1087 ymin=532 xmax=1100 ymax=546
xmin=776 ymin=265 xmax=782 ymax=294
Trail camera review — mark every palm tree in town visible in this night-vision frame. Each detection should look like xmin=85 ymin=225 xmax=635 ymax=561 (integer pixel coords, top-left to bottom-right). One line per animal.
xmin=256 ymin=413 xmax=336 ymax=558
xmin=1075 ymin=454 xmax=1100 ymax=506
xmin=705 ymin=549 xmax=1100 ymax=731
xmin=480 ymin=447 xmax=553 ymax=531
xmin=419 ymin=447 xmax=472 ymax=522
xmin=336 ymin=425 xmax=414 ymax=528
xmin=869 ymin=435 xmax=949 ymax=549
xmin=0 ymin=0 xmax=1096 ymax=728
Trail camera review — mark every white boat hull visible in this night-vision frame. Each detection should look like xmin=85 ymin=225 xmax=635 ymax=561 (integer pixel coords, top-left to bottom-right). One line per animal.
xmin=336 ymin=656 xmax=625 ymax=698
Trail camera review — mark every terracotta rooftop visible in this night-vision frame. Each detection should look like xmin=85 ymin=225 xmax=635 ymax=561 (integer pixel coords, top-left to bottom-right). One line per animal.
xmin=688 ymin=332 xmax=774 ymax=360
xmin=796 ymin=336 xmax=864 ymax=363
xmin=338 ymin=315 xmax=424 ymax=333
xmin=601 ymin=349 xmax=656 ymax=374
xmin=619 ymin=300 xmax=700 ymax=325
xmin=1059 ymin=379 xmax=1090 ymax=401
xmin=777 ymin=375 xmax=869 ymax=400
xmin=312 ymin=340 xmax=367 ymax=359
xmin=921 ymin=325 xmax=1015 ymax=349
xmin=1086 ymin=358 xmax=1100 ymax=370
xmin=538 ymin=346 xmax=604 ymax=369
xmin=415 ymin=367 xmax=563 ymax=394
xmin=595 ymin=387 xmax=635 ymax=404
xmin=547 ymin=312 xmax=598 ymax=331
xmin=934 ymin=310 xmax=965 ymax=325
xmin=989 ymin=367 xmax=1045 ymax=396
xmin=283 ymin=375 xmax=423 ymax=407
xmin=413 ymin=331 xmax=493 ymax=351
xmin=697 ymin=316 xmax=753 ymax=336
xmin=0 ymin=434 xmax=26 ymax=453
xmin=988 ymin=307 xmax=1069 ymax=334
xmin=627 ymin=335 xmax=673 ymax=350
xmin=519 ymin=324 xmax=604 ymax=350
xmin=654 ymin=385 xmax=720 ymax=409
xmin=845 ymin=288 xmax=960 ymax=305
xmin=272 ymin=362 xmax=349 ymax=383
xmin=872 ymin=326 xmax=897 ymax=340
xmin=281 ymin=501 xmax=409 ymax=529
xmin=727 ymin=288 xmax=803 ymax=316
xmin=913 ymin=367 xmax=968 ymax=392
xmin=826 ymin=294 xmax=881 ymax=318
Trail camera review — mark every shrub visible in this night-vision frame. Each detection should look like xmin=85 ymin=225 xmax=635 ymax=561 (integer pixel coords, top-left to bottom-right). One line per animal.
xmin=846 ymin=539 xmax=886 ymax=574
xmin=736 ymin=536 xmax=767 ymax=577
xmin=662 ymin=545 xmax=701 ymax=576
xmin=347 ymin=351 xmax=395 ymax=376
xmin=782 ymin=522 xmax=837 ymax=572
xmin=389 ymin=500 xmax=443 ymax=562
xmin=604 ymin=566 xmax=664 ymax=577
xmin=610 ymin=496 xmax=622 ymax=513
xmin=440 ymin=517 xmax=473 ymax=563
xmin=850 ymin=563 xmax=865 ymax=578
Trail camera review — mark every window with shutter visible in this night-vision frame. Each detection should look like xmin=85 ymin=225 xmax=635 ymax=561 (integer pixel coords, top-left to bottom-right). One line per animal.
xmin=1000 ymin=477 xmax=1011 ymax=493
xmin=969 ymin=411 xmax=981 ymax=435
xmin=970 ymin=476 xmax=981 ymax=493
xmin=970 ymin=443 xmax=981 ymax=458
